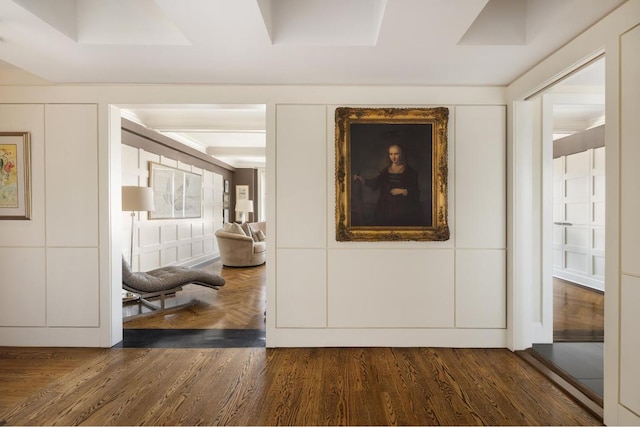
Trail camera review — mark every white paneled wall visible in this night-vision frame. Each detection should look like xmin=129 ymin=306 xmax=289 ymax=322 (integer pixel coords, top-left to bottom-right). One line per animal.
xmin=455 ymin=106 xmax=506 ymax=249
xmin=274 ymin=104 xmax=507 ymax=346
xmin=121 ymin=146 xmax=223 ymax=270
xmin=45 ymin=105 xmax=99 ymax=247
xmin=0 ymin=103 xmax=101 ymax=341
xmin=552 ymin=148 xmax=605 ymax=291
xmin=618 ymin=23 xmax=640 ymax=421
xmin=276 ymin=249 xmax=327 ymax=328
xmin=46 ymin=248 xmax=99 ymax=327
xmin=0 ymin=248 xmax=46 ymax=326
xmin=276 ymin=105 xmax=327 ymax=248
xmin=327 ymin=249 xmax=455 ymax=328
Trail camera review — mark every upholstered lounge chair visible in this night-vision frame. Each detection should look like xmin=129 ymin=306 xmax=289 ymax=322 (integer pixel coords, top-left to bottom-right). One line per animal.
xmin=215 ymin=222 xmax=266 ymax=267
xmin=122 ymin=256 xmax=225 ymax=313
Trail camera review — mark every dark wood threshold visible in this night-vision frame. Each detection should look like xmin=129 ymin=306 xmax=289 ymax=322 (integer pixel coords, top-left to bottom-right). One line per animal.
xmin=516 ymin=349 xmax=603 ymax=421
xmin=554 ymin=329 xmax=604 ymax=342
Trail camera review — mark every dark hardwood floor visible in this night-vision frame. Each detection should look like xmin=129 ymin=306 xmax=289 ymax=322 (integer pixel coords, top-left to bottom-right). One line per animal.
xmin=0 ymin=347 xmax=602 ymax=425
xmin=553 ymin=278 xmax=604 ymax=342
xmin=0 ymin=264 xmax=604 ymax=425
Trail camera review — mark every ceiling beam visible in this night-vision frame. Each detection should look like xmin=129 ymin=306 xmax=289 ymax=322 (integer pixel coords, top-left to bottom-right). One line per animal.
xmin=206 ymin=147 xmax=266 ymax=157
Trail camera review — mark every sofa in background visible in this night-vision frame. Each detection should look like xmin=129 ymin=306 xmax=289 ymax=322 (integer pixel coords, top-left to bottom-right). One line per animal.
xmin=215 ymin=222 xmax=266 ymax=267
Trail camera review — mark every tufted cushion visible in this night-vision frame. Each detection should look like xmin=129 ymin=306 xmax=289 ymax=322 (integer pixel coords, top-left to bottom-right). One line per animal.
xmin=122 ymin=256 xmax=225 ymax=293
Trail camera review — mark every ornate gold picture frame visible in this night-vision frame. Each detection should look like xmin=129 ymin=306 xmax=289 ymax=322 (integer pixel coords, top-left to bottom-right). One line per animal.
xmin=335 ymin=107 xmax=449 ymax=241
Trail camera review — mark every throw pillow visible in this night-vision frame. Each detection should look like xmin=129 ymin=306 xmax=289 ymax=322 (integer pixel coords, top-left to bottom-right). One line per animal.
xmin=240 ymin=222 xmax=253 ymax=238
xmin=256 ymin=229 xmax=266 ymax=241
xmin=224 ymin=222 xmax=246 ymax=236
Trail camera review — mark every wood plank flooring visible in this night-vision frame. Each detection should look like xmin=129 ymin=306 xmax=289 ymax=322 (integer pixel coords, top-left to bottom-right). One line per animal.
xmin=0 ymin=347 xmax=601 ymax=426
xmin=553 ymin=278 xmax=604 ymax=342
xmin=123 ymin=261 xmax=266 ymax=330
xmin=0 ymin=266 xmax=605 ymax=425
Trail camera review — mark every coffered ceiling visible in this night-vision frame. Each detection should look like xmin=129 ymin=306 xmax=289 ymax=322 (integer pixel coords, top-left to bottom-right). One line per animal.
xmin=0 ymin=0 xmax=618 ymax=166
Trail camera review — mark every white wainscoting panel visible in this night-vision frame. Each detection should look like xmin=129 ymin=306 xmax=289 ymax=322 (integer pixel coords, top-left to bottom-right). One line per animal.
xmin=140 ymin=222 xmax=161 ymax=248
xmin=455 ymin=249 xmax=506 ymax=328
xmin=193 ymin=223 xmax=204 ymax=237
xmin=327 ymin=249 xmax=454 ymax=328
xmin=45 ymin=104 xmax=99 ymax=247
xmin=178 ymin=243 xmax=191 ymax=262
xmin=162 ymin=223 xmax=178 ymax=243
xmin=276 ymin=249 xmax=327 ymax=328
xmin=620 ymin=274 xmax=640 ymax=416
xmin=455 ymin=105 xmax=506 ymax=249
xmin=0 ymin=104 xmax=46 ymax=247
xmin=161 ymin=247 xmax=178 ymax=266
xmin=46 ymin=248 xmax=99 ymax=327
xmin=276 ymin=105 xmax=327 ymax=248
xmin=192 ymin=241 xmax=203 ymax=257
xmin=140 ymin=251 xmax=161 ymax=271
xmin=178 ymin=223 xmax=191 ymax=241
xmin=0 ymin=248 xmax=46 ymax=326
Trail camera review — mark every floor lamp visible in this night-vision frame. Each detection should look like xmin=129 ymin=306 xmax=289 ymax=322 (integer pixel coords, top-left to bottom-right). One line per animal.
xmin=122 ymin=186 xmax=155 ymax=267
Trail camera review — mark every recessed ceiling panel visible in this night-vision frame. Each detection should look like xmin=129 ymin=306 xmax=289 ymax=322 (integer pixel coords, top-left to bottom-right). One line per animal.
xmin=76 ymin=0 xmax=190 ymax=45
xmin=258 ymin=0 xmax=387 ymax=45
xmin=459 ymin=0 xmax=527 ymax=45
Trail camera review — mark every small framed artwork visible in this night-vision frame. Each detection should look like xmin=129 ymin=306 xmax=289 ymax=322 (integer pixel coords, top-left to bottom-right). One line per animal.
xmin=0 ymin=132 xmax=31 ymax=220
xmin=224 ymin=179 xmax=229 ymax=193
xmin=223 ymin=208 xmax=229 ymax=223
xmin=335 ymin=107 xmax=450 ymax=241
xmin=223 ymin=192 xmax=230 ymax=209
xmin=236 ymin=185 xmax=249 ymax=201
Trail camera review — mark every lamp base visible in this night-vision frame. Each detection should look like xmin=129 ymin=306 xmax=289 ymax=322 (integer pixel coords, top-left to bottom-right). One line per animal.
xmin=130 ymin=211 xmax=135 ymax=268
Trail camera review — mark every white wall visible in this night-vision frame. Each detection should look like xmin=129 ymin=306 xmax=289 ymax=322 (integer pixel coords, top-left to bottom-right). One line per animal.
xmin=618 ymin=21 xmax=640 ymax=423
xmin=507 ymin=1 xmax=640 ymax=424
xmin=0 ymin=86 xmax=506 ymax=348
xmin=271 ymin=104 xmax=506 ymax=347
xmin=121 ymin=145 xmax=223 ymax=270
xmin=0 ymin=104 xmax=102 ymax=345
xmin=552 ymin=147 xmax=605 ymax=291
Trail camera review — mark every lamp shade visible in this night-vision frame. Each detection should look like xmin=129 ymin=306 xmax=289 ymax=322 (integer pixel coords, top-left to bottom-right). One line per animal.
xmin=235 ymin=199 xmax=254 ymax=213
xmin=122 ymin=186 xmax=155 ymax=212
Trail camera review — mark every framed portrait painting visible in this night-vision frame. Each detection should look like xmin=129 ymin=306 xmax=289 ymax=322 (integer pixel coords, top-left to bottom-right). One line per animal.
xmin=335 ymin=107 xmax=449 ymax=241
xmin=0 ymin=132 xmax=31 ymax=220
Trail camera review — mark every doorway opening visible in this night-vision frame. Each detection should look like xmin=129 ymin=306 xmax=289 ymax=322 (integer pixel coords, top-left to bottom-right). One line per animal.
xmin=530 ymin=57 xmax=606 ymax=405
xmin=115 ymin=104 xmax=268 ymax=349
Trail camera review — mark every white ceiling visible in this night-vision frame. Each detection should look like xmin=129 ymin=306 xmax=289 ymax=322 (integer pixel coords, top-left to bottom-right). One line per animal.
xmin=0 ymin=0 xmax=616 ymax=166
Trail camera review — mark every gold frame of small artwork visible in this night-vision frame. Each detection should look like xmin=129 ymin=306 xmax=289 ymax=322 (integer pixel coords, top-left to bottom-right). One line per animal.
xmin=0 ymin=132 xmax=32 ymax=220
xmin=335 ymin=107 xmax=449 ymax=241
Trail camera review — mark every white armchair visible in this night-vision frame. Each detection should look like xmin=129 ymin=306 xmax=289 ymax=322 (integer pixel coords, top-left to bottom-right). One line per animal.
xmin=215 ymin=222 xmax=266 ymax=267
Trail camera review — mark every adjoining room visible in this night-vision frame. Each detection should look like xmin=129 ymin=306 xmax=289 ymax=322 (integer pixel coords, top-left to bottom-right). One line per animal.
xmin=518 ymin=58 xmax=606 ymax=411
xmin=118 ymin=104 xmax=267 ymax=349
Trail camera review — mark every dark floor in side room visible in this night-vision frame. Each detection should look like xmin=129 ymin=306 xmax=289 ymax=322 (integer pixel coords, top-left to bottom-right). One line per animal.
xmin=115 ymin=328 xmax=266 ymax=348
xmin=532 ymin=342 xmax=603 ymax=398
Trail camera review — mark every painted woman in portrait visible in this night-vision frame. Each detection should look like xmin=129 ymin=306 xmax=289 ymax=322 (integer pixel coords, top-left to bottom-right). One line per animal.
xmin=354 ymin=143 xmax=422 ymax=226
